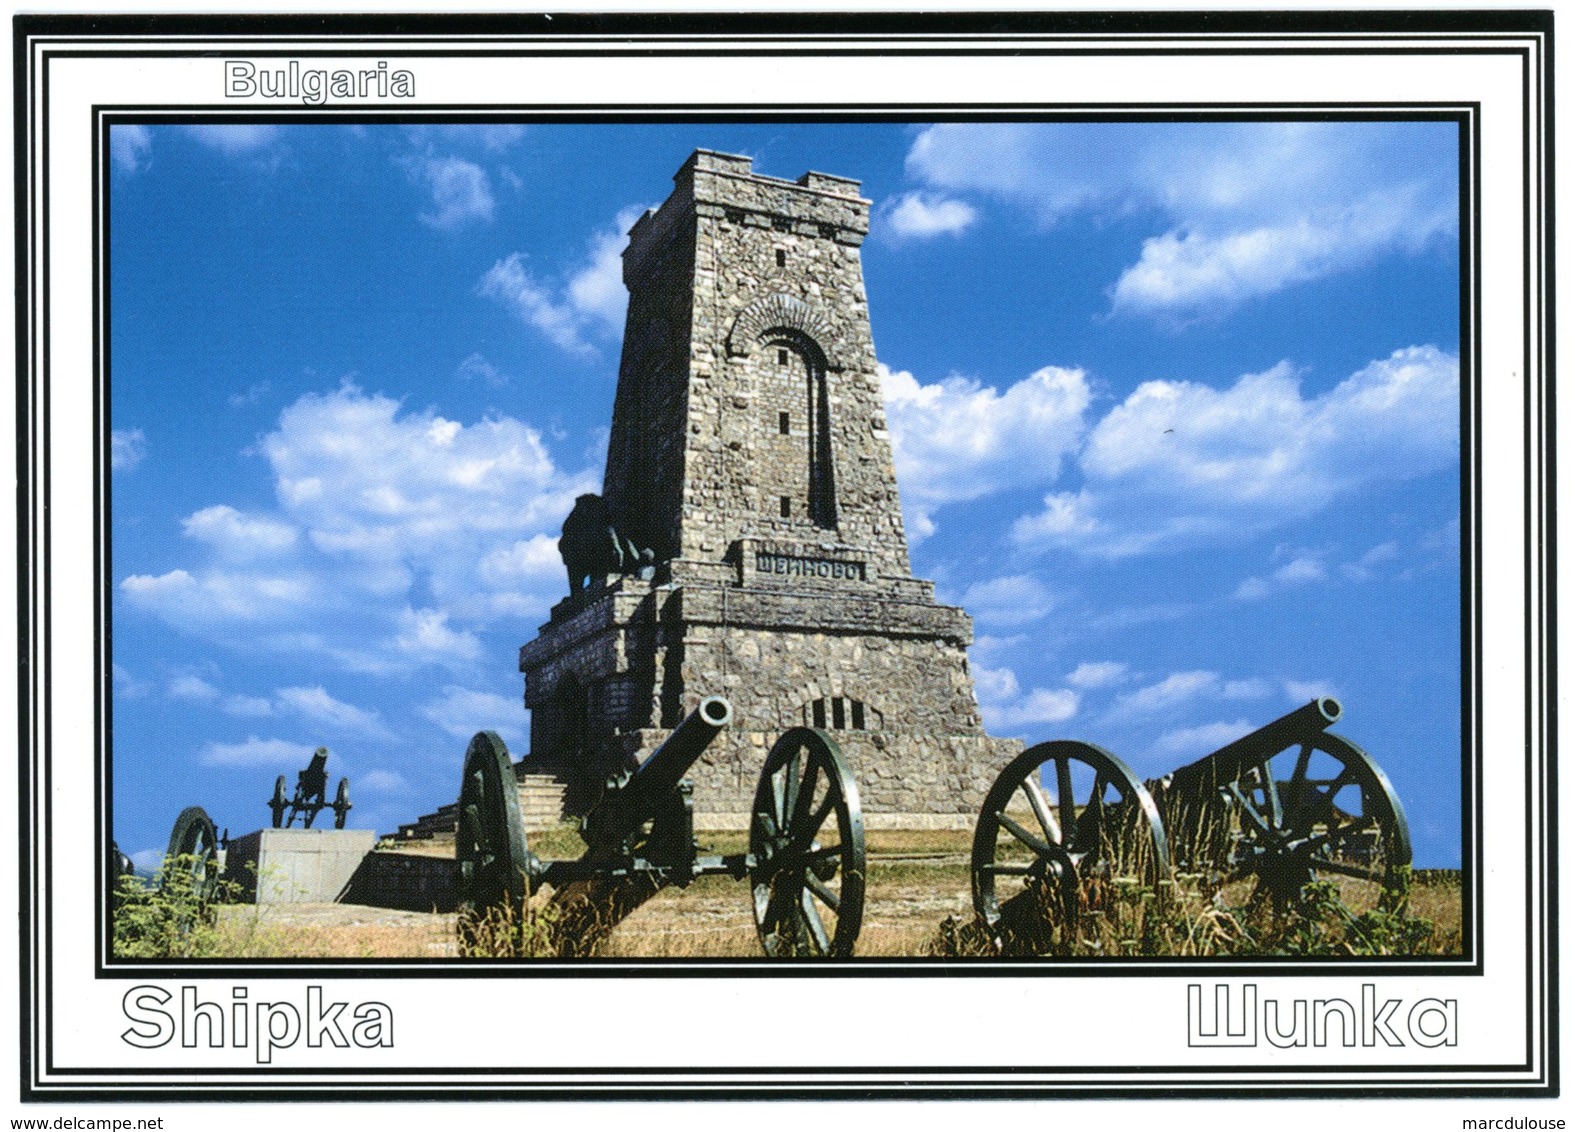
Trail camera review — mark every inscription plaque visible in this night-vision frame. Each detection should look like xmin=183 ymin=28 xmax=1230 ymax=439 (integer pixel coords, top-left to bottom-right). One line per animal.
xmin=754 ymin=552 xmax=866 ymax=581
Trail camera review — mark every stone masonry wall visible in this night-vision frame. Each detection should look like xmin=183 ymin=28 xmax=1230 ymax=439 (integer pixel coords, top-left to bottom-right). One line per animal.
xmin=685 ymin=152 xmax=911 ymax=579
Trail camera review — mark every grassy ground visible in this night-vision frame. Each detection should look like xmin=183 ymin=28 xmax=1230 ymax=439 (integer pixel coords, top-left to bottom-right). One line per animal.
xmin=156 ymin=826 xmax=1463 ymax=960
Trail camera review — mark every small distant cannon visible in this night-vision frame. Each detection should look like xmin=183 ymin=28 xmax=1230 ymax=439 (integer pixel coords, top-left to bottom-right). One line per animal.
xmin=456 ymin=695 xmax=867 ymax=957
xmin=269 ymin=747 xmax=352 ymax=829
xmin=971 ymin=698 xmax=1412 ymax=944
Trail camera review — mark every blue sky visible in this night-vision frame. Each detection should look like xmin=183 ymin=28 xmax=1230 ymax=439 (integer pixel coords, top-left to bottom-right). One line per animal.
xmin=109 ymin=120 xmax=1462 ymax=869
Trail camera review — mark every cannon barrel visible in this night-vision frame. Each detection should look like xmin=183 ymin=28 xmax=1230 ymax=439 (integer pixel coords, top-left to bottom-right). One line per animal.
xmin=582 ymin=695 xmax=733 ymax=853
xmin=1163 ymin=697 xmax=1341 ymax=798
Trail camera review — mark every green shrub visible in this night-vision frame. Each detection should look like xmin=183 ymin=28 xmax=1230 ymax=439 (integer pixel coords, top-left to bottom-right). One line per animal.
xmin=111 ymin=854 xmax=237 ymax=959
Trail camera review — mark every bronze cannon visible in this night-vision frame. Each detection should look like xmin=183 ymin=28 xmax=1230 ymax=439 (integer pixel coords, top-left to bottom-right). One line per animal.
xmin=268 ymin=747 xmax=352 ymax=830
xmin=970 ymin=698 xmax=1413 ymax=943
xmin=454 ymin=695 xmax=867 ymax=957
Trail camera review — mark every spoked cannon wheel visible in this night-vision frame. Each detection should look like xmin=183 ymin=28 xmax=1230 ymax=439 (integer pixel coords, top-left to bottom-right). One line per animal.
xmin=455 ymin=731 xmax=536 ymax=917
xmin=269 ymin=776 xmax=289 ymax=828
xmin=1213 ymin=732 xmax=1412 ymax=911
xmin=162 ymin=806 xmax=222 ymax=902
xmin=749 ymin=728 xmax=866 ymax=957
xmin=972 ymin=741 xmax=1169 ymax=950
xmin=332 ymin=778 xmax=352 ymax=829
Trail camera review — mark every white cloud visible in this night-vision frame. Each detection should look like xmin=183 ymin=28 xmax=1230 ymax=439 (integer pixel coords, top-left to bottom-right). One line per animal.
xmin=1285 ymin=679 xmax=1340 ymax=704
xmin=957 ymin=574 xmax=1057 ymax=625
xmin=987 ymin=687 xmax=1081 ymax=730
xmin=1110 ymin=191 xmax=1438 ymax=315
xmin=359 ymin=769 xmax=413 ymax=795
xmin=971 ymin=663 xmax=1020 ymax=704
xmin=111 ymin=429 xmax=146 ymax=471
xmin=183 ymin=505 xmax=298 ymax=557
xmin=1066 ymin=661 xmax=1128 ymax=689
xmin=1236 ymin=551 xmax=1329 ymax=600
xmin=224 ymin=694 xmax=273 ymax=717
xmin=1274 ymin=556 xmax=1326 ymax=585
xmin=477 ymin=535 xmax=561 ymax=586
xmin=1014 ymin=346 xmax=1458 ymax=558
xmin=118 ymin=384 xmax=594 ymax=673
xmin=457 ymin=353 xmax=509 ymax=388
xmin=880 ymin=192 xmax=977 ymax=239
xmin=479 ymin=207 xmax=644 ymax=355
xmin=1341 ymin=540 xmax=1401 ymax=581
xmin=182 ymin=124 xmax=282 ymax=155
xmin=479 ymin=255 xmax=586 ymax=354
xmin=275 ymin=685 xmax=392 ymax=738
xmin=1150 ymin=719 xmax=1255 ymax=760
xmin=880 ymin=362 xmax=1089 ymax=540
xmin=402 ymin=124 xmax=525 ymax=153
xmin=565 ymin=208 xmax=645 ymax=332
xmin=406 ymin=155 xmax=494 ymax=229
xmin=112 ymin=125 xmax=152 ymax=173
xmin=167 ymin=674 xmax=219 ymax=702
xmin=1116 ymin=670 xmax=1220 ymax=715
xmin=113 ymin=663 xmax=150 ymax=700
xmin=905 ymin=121 xmax=1457 ymax=315
xmin=393 ymin=608 xmax=483 ymax=666
xmin=1222 ymin=678 xmax=1274 ymax=700
xmin=973 ymin=659 xmax=1080 ymax=731
xmin=1233 ymin=576 xmax=1272 ymax=602
xmin=420 ymin=685 xmax=526 ymax=747
xmin=200 ymin=736 xmax=315 ymax=767
xmin=1107 ymin=671 xmax=1283 ymax=729
xmin=264 ymin=384 xmax=582 ymax=569
xmin=121 ymin=567 xmax=314 ymax=626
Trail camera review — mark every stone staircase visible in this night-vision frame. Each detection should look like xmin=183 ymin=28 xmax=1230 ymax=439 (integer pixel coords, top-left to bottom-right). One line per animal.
xmin=516 ymin=772 xmax=569 ymax=832
xmin=388 ymin=765 xmax=571 ymax=844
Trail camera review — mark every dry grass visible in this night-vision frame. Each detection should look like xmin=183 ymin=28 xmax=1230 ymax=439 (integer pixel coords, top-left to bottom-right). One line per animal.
xmin=213 ymin=903 xmax=456 ymax=959
xmin=185 ymin=827 xmax=1460 ymax=960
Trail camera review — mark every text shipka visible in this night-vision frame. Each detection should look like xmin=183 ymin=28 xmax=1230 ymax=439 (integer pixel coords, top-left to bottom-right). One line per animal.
xmin=756 ymin=553 xmax=866 ymax=581
xmin=121 ymin=984 xmax=393 ymax=1064
xmin=225 ymin=60 xmax=415 ymax=104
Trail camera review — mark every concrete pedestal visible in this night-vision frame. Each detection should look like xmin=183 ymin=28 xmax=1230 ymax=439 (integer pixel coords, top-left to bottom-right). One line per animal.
xmin=224 ymin=828 xmax=377 ymax=904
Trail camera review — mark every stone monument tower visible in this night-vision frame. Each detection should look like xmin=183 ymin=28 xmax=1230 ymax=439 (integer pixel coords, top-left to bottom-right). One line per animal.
xmin=519 ymin=150 xmax=1017 ymax=824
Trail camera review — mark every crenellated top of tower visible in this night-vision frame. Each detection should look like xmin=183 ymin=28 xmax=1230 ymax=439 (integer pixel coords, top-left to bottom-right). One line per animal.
xmin=623 ymin=150 xmax=870 ymax=286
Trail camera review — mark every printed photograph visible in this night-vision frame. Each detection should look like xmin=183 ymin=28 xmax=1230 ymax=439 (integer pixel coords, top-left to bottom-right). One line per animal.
xmin=108 ymin=118 xmax=1464 ymax=961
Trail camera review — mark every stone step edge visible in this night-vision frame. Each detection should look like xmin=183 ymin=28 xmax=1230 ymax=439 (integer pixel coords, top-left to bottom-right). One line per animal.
xmin=389 ymin=775 xmax=572 ymax=842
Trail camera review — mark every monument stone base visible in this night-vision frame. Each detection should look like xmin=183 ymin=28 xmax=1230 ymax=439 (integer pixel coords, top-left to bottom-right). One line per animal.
xmin=224 ymin=828 xmax=377 ymax=904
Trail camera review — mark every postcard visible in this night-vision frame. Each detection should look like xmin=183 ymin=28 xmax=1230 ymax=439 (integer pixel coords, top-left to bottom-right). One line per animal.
xmin=12 ymin=11 xmax=1556 ymax=1115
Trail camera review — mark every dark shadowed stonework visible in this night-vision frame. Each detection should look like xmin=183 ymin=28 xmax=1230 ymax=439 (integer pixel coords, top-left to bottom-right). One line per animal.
xmin=518 ymin=150 xmax=1018 ymax=826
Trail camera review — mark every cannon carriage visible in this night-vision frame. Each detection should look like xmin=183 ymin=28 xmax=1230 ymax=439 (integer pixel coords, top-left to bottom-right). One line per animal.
xmin=269 ymin=747 xmax=352 ymax=830
xmin=970 ymin=697 xmax=1413 ymax=947
xmin=455 ymin=694 xmax=868 ymax=957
